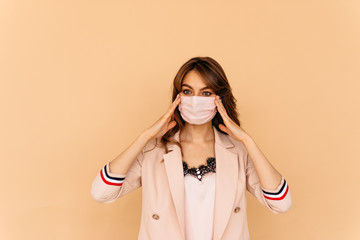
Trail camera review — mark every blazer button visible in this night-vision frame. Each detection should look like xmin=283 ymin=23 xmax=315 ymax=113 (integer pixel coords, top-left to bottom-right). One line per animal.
xmin=234 ymin=207 xmax=240 ymax=213
xmin=152 ymin=214 xmax=160 ymax=220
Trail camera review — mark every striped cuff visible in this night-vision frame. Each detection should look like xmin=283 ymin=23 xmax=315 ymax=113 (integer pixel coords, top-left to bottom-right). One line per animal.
xmin=99 ymin=162 xmax=126 ymax=186
xmin=261 ymin=177 xmax=289 ymax=200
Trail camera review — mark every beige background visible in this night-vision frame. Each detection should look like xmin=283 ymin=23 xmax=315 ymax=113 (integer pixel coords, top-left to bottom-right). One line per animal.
xmin=1 ymin=0 xmax=359 ymax=239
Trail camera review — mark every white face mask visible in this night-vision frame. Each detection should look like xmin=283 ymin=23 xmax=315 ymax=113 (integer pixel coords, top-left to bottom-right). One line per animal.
xmin=178 ymin=95 xmax=217 ymax=125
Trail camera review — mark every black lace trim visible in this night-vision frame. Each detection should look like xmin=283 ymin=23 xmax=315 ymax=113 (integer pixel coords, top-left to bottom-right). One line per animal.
xmin=182 ymin=157 xmax=216 ymax=182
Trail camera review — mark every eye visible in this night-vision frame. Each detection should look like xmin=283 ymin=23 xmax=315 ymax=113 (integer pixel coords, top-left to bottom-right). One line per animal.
xmin=183 ymin=89 xmax=191 ymax=94
xmin=203 ymin=91 xmax=212 ymax=96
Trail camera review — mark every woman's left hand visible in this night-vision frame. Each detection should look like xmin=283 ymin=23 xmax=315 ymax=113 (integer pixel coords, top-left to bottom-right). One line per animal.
xmin=214 ymin=95 xmax=250 ymax=143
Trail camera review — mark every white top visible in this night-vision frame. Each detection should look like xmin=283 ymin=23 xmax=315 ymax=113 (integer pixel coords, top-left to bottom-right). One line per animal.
xmin=184 ymin=171 xmax=216 ymax=240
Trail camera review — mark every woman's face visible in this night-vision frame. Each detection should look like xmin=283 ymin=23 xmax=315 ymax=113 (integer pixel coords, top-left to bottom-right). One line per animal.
xmin=180 ymin=70 xmax=215 ymax=97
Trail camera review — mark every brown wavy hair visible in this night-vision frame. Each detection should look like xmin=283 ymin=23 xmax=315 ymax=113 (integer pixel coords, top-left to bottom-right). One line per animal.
xmin=159 ymin=56 xmax=241 ymax=154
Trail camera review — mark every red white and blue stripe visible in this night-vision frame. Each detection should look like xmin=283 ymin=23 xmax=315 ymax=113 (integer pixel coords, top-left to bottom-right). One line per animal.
xmin=262 ymin=179 xmax=289 ymax=200
xmin=100 ymin=164 xmax=126 ymax=186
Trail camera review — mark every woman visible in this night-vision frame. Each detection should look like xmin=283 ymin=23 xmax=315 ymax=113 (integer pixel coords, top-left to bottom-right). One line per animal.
xmin=91 ymin=56 xmax=292 ymax=240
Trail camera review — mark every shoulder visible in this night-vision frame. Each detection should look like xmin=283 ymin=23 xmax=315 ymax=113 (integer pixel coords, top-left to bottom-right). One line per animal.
xmin=142 ymin=137 xmax=165 ymax=154
xmin=226 ymin=134 xmax=248 ymax=155
xmin=143 ymin=138 xmax=157 ymax=153
xmin=229 ymin=135 xmax=246 ymax=148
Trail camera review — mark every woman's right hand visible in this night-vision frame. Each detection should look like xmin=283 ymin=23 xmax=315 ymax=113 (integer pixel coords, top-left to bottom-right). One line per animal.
xmin=143 ymin=94 xmax=181 ymax=140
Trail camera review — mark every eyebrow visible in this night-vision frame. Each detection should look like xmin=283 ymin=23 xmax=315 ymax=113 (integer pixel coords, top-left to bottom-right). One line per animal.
xmin=181 ymin=84 xmax=211 ymax=91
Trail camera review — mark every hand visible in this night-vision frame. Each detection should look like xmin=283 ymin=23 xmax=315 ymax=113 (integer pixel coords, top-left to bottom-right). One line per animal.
xmin=143 ymin=94 xmax=181 ymax=140
xmin=214 ymin=95 xmax=249 ymax=142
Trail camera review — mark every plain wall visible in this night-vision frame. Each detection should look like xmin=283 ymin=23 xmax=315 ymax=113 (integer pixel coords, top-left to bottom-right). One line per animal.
xmin=0 ymin=0 xmax=359 ymax=239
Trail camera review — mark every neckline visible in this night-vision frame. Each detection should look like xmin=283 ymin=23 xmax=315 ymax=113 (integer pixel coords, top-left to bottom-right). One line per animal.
xmin=182 ymin=157 xmax=215 ymax=170
xmin=182 ymin=157 xmax=216 ymax=182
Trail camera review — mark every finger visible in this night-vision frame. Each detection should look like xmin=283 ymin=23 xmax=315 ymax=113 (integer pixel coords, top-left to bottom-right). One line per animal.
xmin=215 ymin=97 xmax=226 ymax=116
xmin=172 ymin=93 xmax=181 ymax=104
xmin=166 ymin=121 xmax=177 ymax=131
xmin=219 ymin=124 xmax=228 ymax=134
xmin=167 ymin=94 xmax=181 ymax=115
xmin=215 ymin=97 xmax=231 ymax=124
xmin=215 ymin=96 xmax=225 ymax=111
xmin=217 ymin=96 xmax=228 ymax=116
xmin=164 ymin=94 xmax=181 ymax=119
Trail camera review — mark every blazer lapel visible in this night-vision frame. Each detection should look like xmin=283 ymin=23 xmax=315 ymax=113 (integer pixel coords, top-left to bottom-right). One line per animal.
xmin=163 ymin=125 xmax=239 ymax=240
xmin=163 ymin=132 xmax=185 ymax=239
xmin=212 ymin=126 xmax=239 ymax=240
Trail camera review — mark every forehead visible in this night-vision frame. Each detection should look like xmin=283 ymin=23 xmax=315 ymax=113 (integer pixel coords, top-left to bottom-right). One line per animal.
xmin=182 ymin=70 xmax=208 ymax=88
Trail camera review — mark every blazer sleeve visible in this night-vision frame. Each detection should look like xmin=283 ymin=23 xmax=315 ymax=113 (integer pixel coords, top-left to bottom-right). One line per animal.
xmin=245 ymin=152 xmax=293 ymax=214
xmin=90 ymin=149 xmax=144 ymax=203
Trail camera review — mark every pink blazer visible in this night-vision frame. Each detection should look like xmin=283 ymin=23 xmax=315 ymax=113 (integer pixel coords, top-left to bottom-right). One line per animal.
xmin=91 ymin=125 xmax=292 ymax=240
